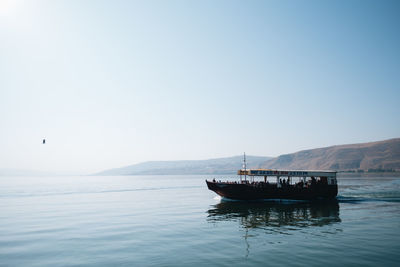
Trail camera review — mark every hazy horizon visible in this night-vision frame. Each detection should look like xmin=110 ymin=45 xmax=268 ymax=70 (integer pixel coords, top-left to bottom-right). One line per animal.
xmin=1 ymin=0 xmax=399 ymax=173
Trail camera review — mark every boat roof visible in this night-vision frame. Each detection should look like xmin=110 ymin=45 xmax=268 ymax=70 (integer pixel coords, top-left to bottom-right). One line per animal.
xmin=238 ymin=169 xmax=337 ymax=177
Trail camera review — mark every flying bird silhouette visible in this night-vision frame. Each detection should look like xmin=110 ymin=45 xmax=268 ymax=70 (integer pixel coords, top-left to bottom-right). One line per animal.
xmin=43 ymin=139 xmax=46 ymax=144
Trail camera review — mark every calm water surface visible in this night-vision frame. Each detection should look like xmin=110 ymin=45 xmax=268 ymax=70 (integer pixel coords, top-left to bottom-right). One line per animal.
xmin=0 ymin=175 xmax=399 ymax=266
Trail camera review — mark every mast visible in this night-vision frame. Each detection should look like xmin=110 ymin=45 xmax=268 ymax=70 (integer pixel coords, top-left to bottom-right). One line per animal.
xmin=243 ymin=152 xmax=247 ymax=182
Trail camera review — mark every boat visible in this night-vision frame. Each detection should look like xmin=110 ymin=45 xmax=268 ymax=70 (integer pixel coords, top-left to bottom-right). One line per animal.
xmin=206 ymin=154 xmax=338 ymax=201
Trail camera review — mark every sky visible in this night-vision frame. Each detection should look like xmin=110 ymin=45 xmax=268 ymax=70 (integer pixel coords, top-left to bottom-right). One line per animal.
xmin=0 ymin=0 xmax=399 ymax=174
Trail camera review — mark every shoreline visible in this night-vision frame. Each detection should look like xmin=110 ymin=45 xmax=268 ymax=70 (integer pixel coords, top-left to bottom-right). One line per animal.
xmin=337 ymin=171 xmax=400 ymax=177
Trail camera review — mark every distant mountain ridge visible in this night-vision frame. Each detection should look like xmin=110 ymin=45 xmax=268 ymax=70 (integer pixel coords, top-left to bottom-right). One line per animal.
xmin=97 ymin=138 xmax=400 ymax=175
xmin=260 ymin=138 xmax=400 ymax=171
xmin=5 ymin=138 xmax=396 ymax=176
xmin=96 ymin=155 xmax=271 ymax=175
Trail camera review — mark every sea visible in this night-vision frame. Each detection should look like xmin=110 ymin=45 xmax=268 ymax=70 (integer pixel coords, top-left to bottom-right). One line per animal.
xmin=0 ymin=175 xmax=399 ymax=267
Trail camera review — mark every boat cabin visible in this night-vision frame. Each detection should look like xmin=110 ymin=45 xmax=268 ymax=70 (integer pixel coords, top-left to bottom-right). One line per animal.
xmin=237 ymin=169 xmax=337 ymax=187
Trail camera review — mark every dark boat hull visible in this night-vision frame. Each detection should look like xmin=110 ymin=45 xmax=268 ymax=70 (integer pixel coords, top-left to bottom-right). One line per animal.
xmin=206 ymin=180 xmax=338 ymax=201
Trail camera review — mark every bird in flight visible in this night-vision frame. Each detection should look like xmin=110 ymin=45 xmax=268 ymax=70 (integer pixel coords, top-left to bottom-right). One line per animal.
xmin=43 ymin=139 xmax=46 ymax=144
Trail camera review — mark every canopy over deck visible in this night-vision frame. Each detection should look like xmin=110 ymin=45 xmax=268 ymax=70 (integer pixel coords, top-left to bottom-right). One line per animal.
xmin=237 ymin=169 xmax=336 ymax=177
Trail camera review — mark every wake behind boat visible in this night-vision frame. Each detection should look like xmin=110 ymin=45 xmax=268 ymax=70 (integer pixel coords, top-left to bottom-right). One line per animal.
xmin=206 ymin=154 xmax=338 ymax=201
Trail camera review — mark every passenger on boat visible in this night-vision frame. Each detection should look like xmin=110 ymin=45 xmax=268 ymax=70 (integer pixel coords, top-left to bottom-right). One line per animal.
xmin=311 ymin=177 xmax=316 ymax=186
xmin=296 ymin=181 xmax=304 ymax=188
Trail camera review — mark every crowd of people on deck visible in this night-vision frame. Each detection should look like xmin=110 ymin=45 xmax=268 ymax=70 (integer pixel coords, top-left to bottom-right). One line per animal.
xmin=212 ymin=176 xmax=327 ymax=188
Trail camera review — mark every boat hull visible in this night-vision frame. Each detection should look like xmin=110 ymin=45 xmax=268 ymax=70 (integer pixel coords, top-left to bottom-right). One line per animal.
xmin=206 ymin=180 xmax=338 ymax=201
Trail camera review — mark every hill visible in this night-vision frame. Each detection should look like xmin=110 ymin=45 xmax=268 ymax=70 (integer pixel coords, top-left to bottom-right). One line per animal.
xmin=260 ymin=138 xmax=400 ymax=171
xmin=96 ymin=155 xmax=271 ymax=175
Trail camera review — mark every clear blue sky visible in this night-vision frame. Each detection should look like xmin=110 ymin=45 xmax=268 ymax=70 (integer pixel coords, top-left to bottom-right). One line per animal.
xmin=1 ymin=0 xmax=399 ymax=173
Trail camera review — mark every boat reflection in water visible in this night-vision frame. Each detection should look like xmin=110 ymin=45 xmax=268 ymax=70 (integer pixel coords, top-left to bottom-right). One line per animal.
xmin=207 ymin=200 xmax=341 ymax=231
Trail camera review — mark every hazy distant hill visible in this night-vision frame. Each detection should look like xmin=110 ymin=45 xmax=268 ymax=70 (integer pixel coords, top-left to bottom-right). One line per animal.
xmin=96 ymin=155 xmax=271 ymax=175
xmin=260 ymin=138 xmax=400 ymax=171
